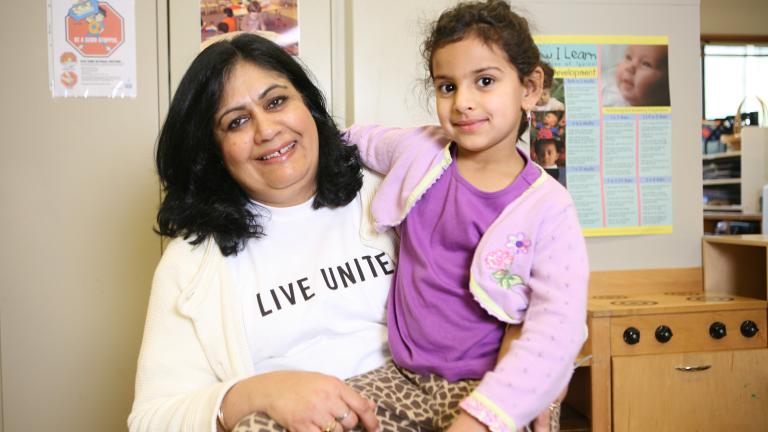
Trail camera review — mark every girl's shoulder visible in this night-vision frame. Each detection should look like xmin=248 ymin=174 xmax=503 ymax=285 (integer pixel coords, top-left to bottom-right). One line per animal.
xmin=486 ymin=172 xmax=579 ymax=239
xmin=517 ymin=167 xmax=575 ymax=210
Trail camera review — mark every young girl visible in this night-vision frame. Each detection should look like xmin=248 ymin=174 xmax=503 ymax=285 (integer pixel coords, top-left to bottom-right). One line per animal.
xmin=344 ymin=1 xmax=589 ymax=432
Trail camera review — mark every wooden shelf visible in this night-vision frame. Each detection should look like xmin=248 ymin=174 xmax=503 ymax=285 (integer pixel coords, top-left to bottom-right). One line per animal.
xmin=702 ymin=151 xmax=741 ymax=161
xmin=703 ymin=233 xmax=768 ymax=247
xmin=704 ymin=212 xmax=761 ymax=221
xmin=701 ymin=128 xmax=768 ymax=232
xmin=703 ymin=204 xmax=742 ymax=211
xmin=703 ymin=178 xmax=741 ymax=185
xmin=702 ymin=234 xmax=768 ymax=300
xmin=703 ymin=212 xmax=761 ymax=234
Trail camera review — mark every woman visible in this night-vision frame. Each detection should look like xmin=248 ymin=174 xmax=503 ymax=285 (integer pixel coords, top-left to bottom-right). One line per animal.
xmin=128 ymin=33 xmax=392 ymax=432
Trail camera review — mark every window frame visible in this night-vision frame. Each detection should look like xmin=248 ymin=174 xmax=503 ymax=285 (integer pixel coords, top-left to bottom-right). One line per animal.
xmin=700 ymin=34 xmax=768 ymax=120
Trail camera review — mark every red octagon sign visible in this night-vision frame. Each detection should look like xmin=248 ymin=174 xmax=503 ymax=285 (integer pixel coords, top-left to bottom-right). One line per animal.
xmin=65 ymin=2 xmax=124 ymax=57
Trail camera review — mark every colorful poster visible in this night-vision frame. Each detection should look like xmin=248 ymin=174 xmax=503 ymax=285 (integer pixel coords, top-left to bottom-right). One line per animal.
xmin=532 ymin=36 xmax=673 ymax=237
xmin=200 ymin=0 xmax=299 ymax=54
xmin=47 ymin=0 xmax=137 ymax=98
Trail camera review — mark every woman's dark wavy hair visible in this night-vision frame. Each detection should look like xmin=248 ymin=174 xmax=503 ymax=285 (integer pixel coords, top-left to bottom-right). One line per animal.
xmin=156 ymin=33 xmax=362 ymax=256
xmin=422 ymin=0 xmax=541 ymax=140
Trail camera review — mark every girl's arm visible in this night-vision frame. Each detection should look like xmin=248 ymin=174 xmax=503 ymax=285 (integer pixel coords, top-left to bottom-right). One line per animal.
xmin=460 ymin=203 xmax=589 ymax=432
xmin=447 ymin=327 xmax=569 ymax=432
xmin=344 ymin=124 xmax=449 ymax=175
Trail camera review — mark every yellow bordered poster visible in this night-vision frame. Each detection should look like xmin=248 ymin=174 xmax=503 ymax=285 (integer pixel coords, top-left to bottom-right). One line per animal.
xmin=531 ymin=35 xmax=672 ymax=237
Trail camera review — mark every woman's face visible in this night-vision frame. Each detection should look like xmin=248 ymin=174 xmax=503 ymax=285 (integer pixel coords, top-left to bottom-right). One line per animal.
xmin=214 ymin=61 xmax=319 ymax=207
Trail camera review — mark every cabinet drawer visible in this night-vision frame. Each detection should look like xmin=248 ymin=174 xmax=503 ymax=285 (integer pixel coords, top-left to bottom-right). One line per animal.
xmin=612 ymin=349 xmax=768 ymax=432
xmin=610 ymin=309 xmax=766 ymax=356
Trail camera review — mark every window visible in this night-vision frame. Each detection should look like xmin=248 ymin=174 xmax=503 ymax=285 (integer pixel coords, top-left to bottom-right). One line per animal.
xmin=702 ymin=43 xmax=768 ymax=121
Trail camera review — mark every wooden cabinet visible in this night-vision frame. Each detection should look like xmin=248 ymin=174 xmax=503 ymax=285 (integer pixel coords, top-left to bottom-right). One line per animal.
xmin=612 ymin=349 xmax=768 ymax=431
xmin=575 ymin=268 xmax=768 ymax=432
xmin=702 ymin=234 xmax=768 ymax=300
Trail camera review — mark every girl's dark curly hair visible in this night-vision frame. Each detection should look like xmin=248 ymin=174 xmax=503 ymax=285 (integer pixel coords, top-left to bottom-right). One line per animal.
xmin=156 ymin=33 xmax=362 ymax=256
xmin=422 ymin=0 xmax=541 ymax=140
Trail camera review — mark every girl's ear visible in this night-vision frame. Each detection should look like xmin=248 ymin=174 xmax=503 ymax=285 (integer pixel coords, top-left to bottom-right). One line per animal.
xmin=521 ymin=66 xmax=544 ymax=111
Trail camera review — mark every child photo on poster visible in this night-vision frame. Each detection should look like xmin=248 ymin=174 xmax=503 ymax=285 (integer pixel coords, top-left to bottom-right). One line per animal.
xmin=531 ymin=63 xmax=567 ymax=188
xmin=200 ymin=0 xmax=299 ymax=55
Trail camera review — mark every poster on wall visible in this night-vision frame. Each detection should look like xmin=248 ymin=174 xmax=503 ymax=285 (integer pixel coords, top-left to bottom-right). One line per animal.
xmin=47 ymin=0 xmax=137 ymax=98
xmin=200 ymin=0 xmax=299 ymax=54
xmin=531 ymin=35 xmax=673 ymax=237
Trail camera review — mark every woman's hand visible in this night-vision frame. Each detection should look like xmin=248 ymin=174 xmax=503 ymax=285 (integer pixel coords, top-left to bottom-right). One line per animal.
xmin=222 ymin=371 xmax=379 ymax=432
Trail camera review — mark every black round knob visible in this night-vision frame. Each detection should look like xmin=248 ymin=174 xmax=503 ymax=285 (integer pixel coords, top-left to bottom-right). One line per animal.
xmin=623 ymin=327 xmax=640 ymax=345
xmin=740 ymin=320 xmax=759 ymax=338
xmin=655 ymin=325 xmax=673 ymax=343
xmin=709 ymin=322 xmax=727 ymax=339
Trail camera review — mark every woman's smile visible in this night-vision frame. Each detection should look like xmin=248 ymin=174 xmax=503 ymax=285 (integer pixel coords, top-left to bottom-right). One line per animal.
xmin=256 ymin=140 xmax=297 ymax=162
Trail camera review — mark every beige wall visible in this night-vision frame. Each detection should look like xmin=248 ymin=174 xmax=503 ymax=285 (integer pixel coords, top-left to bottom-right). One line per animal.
xmin=0 ymin=1 xmax=164 ymax=431
xmin=701 ymin=0 xmax=768 ymax=36
xmin=351 ymin=0 xmax=703 ymax=271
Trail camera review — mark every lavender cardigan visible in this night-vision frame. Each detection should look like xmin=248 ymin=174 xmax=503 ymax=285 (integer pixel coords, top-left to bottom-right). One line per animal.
xmin=346 ymin=125 xmax=589 ymax=432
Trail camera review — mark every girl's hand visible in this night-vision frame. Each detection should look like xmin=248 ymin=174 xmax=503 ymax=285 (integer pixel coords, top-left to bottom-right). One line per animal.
xmin=530 ymin=405 xmax=553 ymax=432
xmin=223 ymin=371 xmax=379 ymax=432
xmin=445 ymin=411 xmax=488 ymax=432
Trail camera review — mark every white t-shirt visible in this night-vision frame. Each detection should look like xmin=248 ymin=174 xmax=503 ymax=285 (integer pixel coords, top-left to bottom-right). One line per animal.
xmin=227 ymin=195 xmax=393 ymax=379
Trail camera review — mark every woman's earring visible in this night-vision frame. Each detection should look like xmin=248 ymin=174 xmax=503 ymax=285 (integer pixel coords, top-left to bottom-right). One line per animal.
xmin=526 ymin=110 xmax=532 ymax=124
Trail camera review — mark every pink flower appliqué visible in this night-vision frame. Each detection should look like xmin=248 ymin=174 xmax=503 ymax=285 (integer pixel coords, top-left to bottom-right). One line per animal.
xmin=507 ymin=232 xmax=531 ymax=255
xmin=484 ymin=249 xmax=515 ymax=271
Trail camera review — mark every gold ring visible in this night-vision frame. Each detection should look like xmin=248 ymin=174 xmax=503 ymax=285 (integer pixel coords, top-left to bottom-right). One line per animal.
xmin=335 ymin=410 xmax=350 ymax=422
xmin=322 ymin=418 xmax=337 ymax=432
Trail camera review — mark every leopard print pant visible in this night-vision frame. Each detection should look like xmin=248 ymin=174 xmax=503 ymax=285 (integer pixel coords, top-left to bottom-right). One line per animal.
xmin=231 ymin=361 xmax=478 ymax=432
xmin=230 ymin=362 xmax=564 ymax=431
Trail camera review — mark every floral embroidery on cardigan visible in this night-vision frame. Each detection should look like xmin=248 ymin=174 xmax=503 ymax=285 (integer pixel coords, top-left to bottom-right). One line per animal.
xmin=507 ymin=232 xmax=531 ymax=255
xmin=484 ymin=232 xmax=531 ymax=289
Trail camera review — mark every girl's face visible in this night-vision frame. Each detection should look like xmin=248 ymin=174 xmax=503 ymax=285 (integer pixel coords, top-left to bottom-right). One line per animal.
xmin=432 ymin=35 xmax=541 ymax=159
xmin=615 ymin=45 xmax=668 ymax=106
xmin=213 ymin=61 xmax=319 ymax=207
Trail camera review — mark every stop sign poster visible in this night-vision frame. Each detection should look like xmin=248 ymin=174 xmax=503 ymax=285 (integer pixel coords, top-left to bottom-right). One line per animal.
xmin=48 ymin=0 xmax=136 ymax=98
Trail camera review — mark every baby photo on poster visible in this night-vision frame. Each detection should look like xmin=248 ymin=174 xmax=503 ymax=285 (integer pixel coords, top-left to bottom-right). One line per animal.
xmin=601 ymin=44 xmax=670 ymax=107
